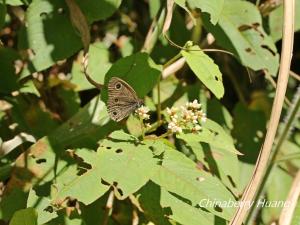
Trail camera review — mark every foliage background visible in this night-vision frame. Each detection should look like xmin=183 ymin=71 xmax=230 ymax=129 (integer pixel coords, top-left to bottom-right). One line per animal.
xmin=0 ymin=0 xmax=300 ymax=224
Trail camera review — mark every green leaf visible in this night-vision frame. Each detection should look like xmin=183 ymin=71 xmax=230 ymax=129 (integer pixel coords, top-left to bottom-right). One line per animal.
xmin=0 ymin=48 xmax=20 ymax=94
xmin=52 ymin=131 xmax=158 ymax=203
xmin=9 ymin=208 xmax=37 ymax=225
xmin=51 ymin=151 xmax=110 ymax=205
xmin=0 ymin=188 xmax=28 ymax=221
xmin=188 ymin=0 xmax=224 ymax=25
xmin=151 ymin=149 xmax=236 ymax=220
xmin=136 ymin=182 xmax=172 ymax=225
xmin=75 ymin=0 xmax=122 ymax=23
xmin=71 ymin=42 xmax=111 ymax=91
xmin=6 ymin=97 xmax=116 ymax=194
xmin=291 ymin=199 xmax=300 ymax=225
xmin=27 ymin=189 xmax=58 ymax=224
xmin=26 ymin=0 xmax=81 ymax=72
xmin=161 ymin=189 xmax=216 ymax=225
xmin=203 ymin=0 xmax=279 ymax=75
xmin=102 ymin=52 xmax=162 ymax=102
xmin=207 ymin=99 xmax=233 ymax=130
xmin=24 ymin=0 xmax=122 ymax=74
xmin=178 ymin=119 xmax=240 ymax=155
xmin=181 ymin=44 xmax=224 ymax=99
xmin=269 ymin=0 xmax=300 ymax=42
xmin=5 ymin=0 xmax=29 ymax=6
xmin=232 ymin=103 xmax=266 ymax=164
xmin=262 ymin=168 xmax=292 ymax=224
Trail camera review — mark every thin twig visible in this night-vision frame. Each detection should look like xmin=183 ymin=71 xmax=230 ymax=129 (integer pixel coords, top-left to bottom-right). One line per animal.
xmin=82 ymin=53 xmax=103 ymax=89
xmin=264 ymin=70 xmax=292 ymax=106
xmin=230 ymin=0 xmax=295 ymax=224
xmin=290 ymin=70 xmax=300 ymax=82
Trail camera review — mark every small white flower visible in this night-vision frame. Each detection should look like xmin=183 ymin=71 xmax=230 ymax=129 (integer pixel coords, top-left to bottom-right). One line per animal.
xmin=166 ymin=107 xmax=178 ymax=116
xmin=168 ymin=121 xmax=182 ymax=133
xmin=136 ymin=106 xmax=150 ymax=120
xmin=201 ymin=115 xmax=207 ymax=123
xmin=145 ymin=123 xmax=152 ymax=128
xmin=186 ymin=99 xmax=201 ymax=109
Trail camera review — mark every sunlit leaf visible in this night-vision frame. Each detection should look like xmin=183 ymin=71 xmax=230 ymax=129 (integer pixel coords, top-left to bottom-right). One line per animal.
xmin=151 ymin=149 xmax=236 ymax=220
xmin=9 ymin=208 xmax=37 ymax=225
xmin=181 ymin=44 xmax=224 ymax=99
xmin=203 ymin=0 xmax=279 ymax=75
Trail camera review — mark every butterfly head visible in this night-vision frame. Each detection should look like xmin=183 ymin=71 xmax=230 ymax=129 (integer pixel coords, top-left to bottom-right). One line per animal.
xmin=137 ymin=98 xmax=144 ymax=108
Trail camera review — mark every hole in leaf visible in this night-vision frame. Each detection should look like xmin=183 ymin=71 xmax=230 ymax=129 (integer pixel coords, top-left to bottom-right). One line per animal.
xmin=245 ymin=48 xmax=252 ymax=52
xmin=106 ymin=146 xmax=111 ymax=149
xmin=214 ymin=76 xmax=219 ymax=81
xmin=261 ymin=45 xmax=276 ymax=56
xmin=117 ymin=187 xmax=123 ymax=196
xmin=100 ymin=179 xmax=110 ymax=186
xmin=36 ymin=158 xmax=46 ymax=164
xmin=115 ymin=149 xmax=123 ymax=153
xmin=67 ymin=198 xmax=77 ymax=207
xmin=44 ymin=206 xmax=54 ymax=213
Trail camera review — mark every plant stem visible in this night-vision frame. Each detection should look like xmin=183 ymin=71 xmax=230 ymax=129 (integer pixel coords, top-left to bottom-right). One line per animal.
xmin=163 ymin=52 xmax=182 ymax=69
xmin=246 ymin=86 xmax=300 ymax=224
xmin=140 ymin=118 xmax=145 ymax=140
xmin=157 ymin=76 xmax=162 ymax=123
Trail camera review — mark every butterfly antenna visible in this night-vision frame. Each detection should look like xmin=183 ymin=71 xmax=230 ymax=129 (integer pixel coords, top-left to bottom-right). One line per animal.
xmin=82 ymin=53 xmax=103 ymax=89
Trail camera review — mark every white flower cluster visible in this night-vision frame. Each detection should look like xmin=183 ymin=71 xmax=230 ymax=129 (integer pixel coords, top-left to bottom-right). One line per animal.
xmin=135 ymin=106 xmax=150 ymax=120
xmin=166 ymin=100 xmax=207 ymax=134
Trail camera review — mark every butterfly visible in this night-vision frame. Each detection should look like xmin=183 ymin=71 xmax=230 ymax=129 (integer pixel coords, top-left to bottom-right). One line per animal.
xmin=107 ymin=77 xmax=144 ymax=122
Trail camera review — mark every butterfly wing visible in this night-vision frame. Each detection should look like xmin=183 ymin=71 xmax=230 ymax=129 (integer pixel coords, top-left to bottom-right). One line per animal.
xmin=107 ymin=77 xmax=141 ymax=122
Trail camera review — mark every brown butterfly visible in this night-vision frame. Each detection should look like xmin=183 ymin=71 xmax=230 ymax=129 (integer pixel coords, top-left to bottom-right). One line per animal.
xmin=107 ymin=77 xmax=144 ymax=122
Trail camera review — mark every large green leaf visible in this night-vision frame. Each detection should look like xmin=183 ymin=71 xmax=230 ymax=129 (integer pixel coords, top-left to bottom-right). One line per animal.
xmin=269 ymin=0 xmax=300 ymax=42
xmin=151 ymin=149 xmax=236 ymax=220
xmin=136 ymin=182 xmax=172 ymax=225
xmin=160 ymin=189 xmax=217 ymax=225
xmin=5 ymin=97 xmax=117 ymax=194
xmin=51 ymin=150 xmax=110 ymax=205
xmin=203 ymin=0 xmax=279 ymax=75
xmin=181 ymin=44 xmax=224 ymax=99
xmin=75 ymin=0 xmax=122 ymax=23
xmin=25 ymin=0 xmax=121 ymax=73
xmin=27 ymin=189 xmax=58 ymax=224
xmin=9 ymin=208 xmax=37 ymax=225
xmin=26 ymin=0 xmax=81 ymax=72
xmin=102 ymin=52 xmax=162 ymax=102
xmin=178 ymin=119 xmax=239 ymax=155
xmin=52 ymin=131 xmax=158 ymax=204
xmin=188 ymin=0 xmax=224 ymax=25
